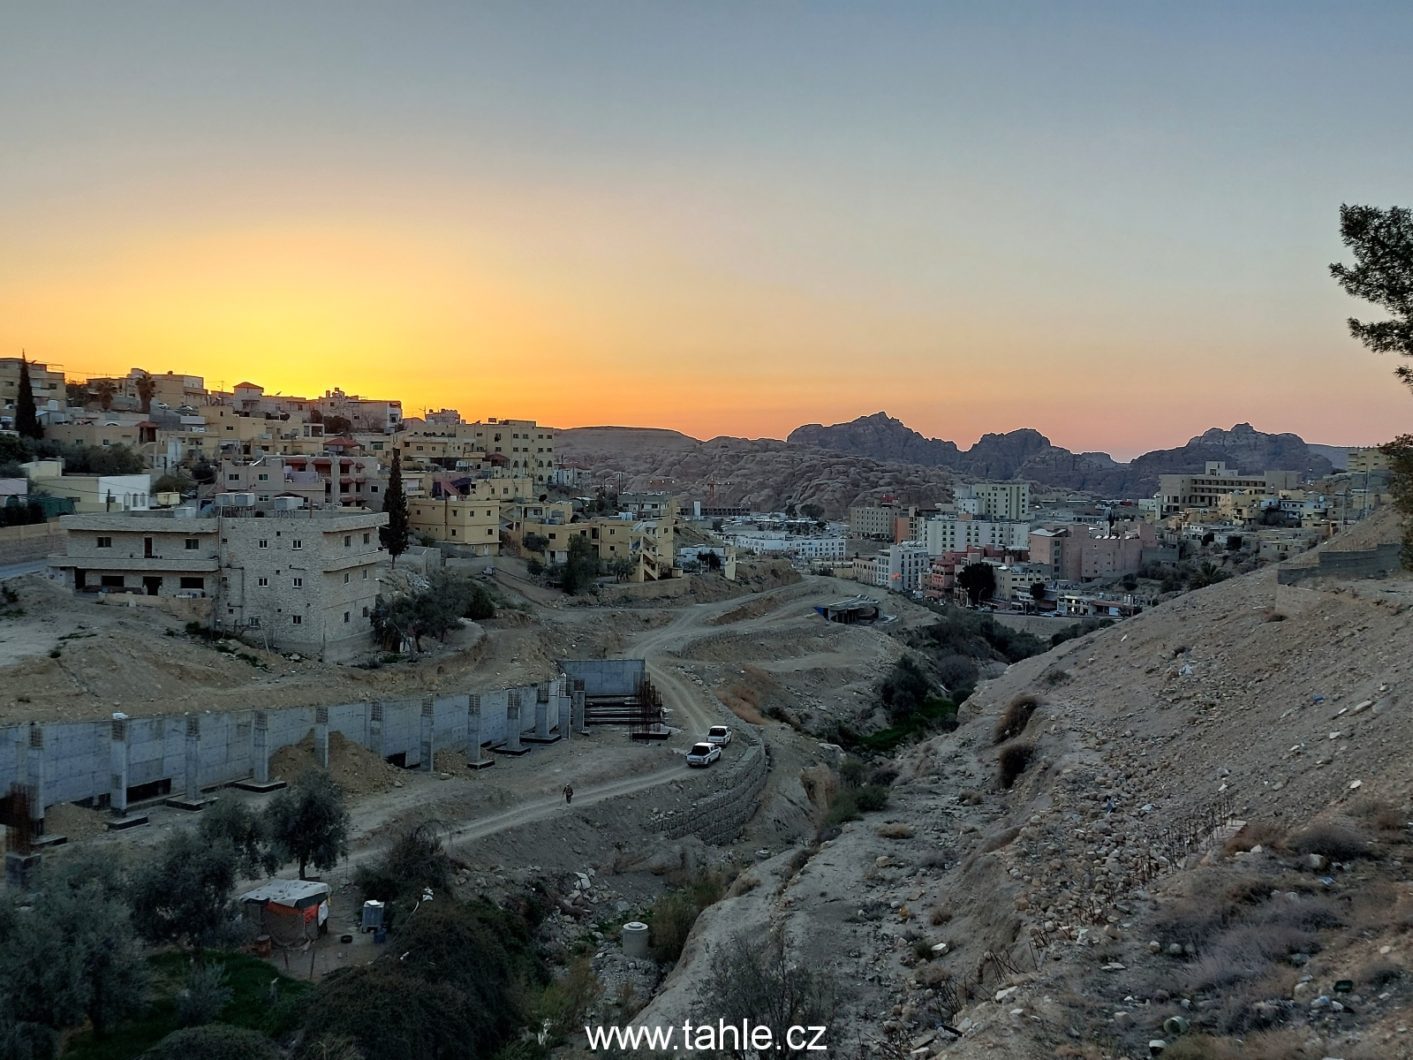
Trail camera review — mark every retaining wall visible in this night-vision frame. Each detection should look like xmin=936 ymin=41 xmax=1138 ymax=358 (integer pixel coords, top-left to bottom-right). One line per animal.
xmin=1 ymin=678 xmax=570 ymax=813
xmin=560 ymin=659 xmax=647 ymax=697
xmin=1276 ymin=543 xmax=1401 ymax=585
xmin=647 ymin=738 xmax=772 ymax=844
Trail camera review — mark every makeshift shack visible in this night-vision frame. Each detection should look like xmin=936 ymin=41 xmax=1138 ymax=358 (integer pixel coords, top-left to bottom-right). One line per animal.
xmin=238 ymin=879 xmax=331 ymax=946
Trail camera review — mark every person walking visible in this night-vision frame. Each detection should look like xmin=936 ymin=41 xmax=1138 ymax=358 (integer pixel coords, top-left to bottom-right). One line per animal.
xmin=563 ymin=784 xmax=574 ymax=805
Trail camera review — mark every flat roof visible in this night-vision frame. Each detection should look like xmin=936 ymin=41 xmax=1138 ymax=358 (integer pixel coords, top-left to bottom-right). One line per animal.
xmin=238 ymin=879 xmax=331 ymax=905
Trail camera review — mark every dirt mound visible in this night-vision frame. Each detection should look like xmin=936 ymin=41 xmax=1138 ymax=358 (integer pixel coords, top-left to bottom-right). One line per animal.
xmin=270 ymin=731 xmax=402 ymax=797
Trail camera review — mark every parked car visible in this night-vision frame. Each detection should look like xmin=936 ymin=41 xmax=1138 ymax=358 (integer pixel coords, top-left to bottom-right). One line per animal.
xmin=685 ymin=742 xmax=721 ymax=767
xmin=706 ymin=725 xmax=732 ymax=747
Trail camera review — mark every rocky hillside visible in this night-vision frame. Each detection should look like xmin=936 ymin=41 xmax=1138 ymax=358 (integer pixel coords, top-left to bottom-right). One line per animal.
xmin=788 ymin=413 xmax=1336 ymax=495
xmin=639 ymin=513 xmax=1412 ymax=1058
xmin=557 ymin=427 xmax=957 ymax=516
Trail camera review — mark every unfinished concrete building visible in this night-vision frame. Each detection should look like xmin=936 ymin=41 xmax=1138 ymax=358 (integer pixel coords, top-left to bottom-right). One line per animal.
xmin=49 ymin=498 xmax=388 ymax=660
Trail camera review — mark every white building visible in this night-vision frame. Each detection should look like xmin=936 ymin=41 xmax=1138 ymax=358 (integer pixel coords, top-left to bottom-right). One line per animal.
xmin=923 ymin=516 xmax=1031 ymax=555
xmin=883 ymin=542 xmax=932 ymax=592
xmin=724 ymin=532 xmax=847 ymax=563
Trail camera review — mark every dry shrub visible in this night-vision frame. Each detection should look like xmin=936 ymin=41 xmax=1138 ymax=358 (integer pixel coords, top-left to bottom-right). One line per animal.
xmin=876 ymin=822 xmax=915 ymax=840
xmin=727 ymin=873 xmax=761 ymax=897
xmin=996 ymin=743 xmax=1034 ymax=790
xmin=785 ymin=845 xmax=817 ymax=879
xmin=959 ymin=789 xmax=984 ymax=806
xmin=1349 ymin=796 xmax=1408 ymax=834
xmin=1288 ymin=817 xmax=1373 ymax=860
xmin=993 ymin=694 xmax=1040 ymax=744
xmin=1357 ymin=956 xmax=1404 ymax=989
xmin=918 ymin=963 xmax=951 ymax=987
xmin=929 ymin=905 xmax=952 ymax=927
xmin=1263 ymin=609 xmax=1288 ymax=622
xmin=1224 ymin=819 xmax=1287 ymax=855
xmin=719 ymin=682 xmax=765 ymax=724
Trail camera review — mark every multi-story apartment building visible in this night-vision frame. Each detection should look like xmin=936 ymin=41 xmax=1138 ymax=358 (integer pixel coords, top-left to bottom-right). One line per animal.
xmin=882 ymin=542 xmax=932 ymax=592
xmin=0 ymin=356 xmax=64 ymax=428
xmin=461 ymin=418 xmax=556 ymax=482
xmin=1347 ymin=447 xmax=1389 ymax=474
xmin=1028 ymin=520 xmax=1156 ymax=582
xmin=408 ymin=496 xmax=500 ymax=555
xmin=1157 ymin=462 xmax=1301 ymax=517
xmin=49 ymin=500 xmax=387 ymax=661
xmin=848 ymin=504 xmax=897 ymax=539
xmin=522 ymin=509 xmax=676 ymax=582
xmin=315 ymin=388 xmax=402 ymax=433
xmin=956 ymin=482 xmax=1031 ymax=522
xmin=923 ymin=516 xmax=1031 ymax=554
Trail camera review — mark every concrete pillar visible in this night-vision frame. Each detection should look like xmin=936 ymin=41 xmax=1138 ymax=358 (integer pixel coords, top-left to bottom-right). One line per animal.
xmin=505 ymin=691 xmax=523 ymax=752
xmin=535 ymin=682 xmax=551 ymax=740
xmin=26 ymin=724 xmax=45 ymax=837
xmin=183 ymin=714 xmax=201 ymax=803
xmin=369 ymin=701 xmax=384 ymax=759
xmin=314 ymin=706 xmax=330 ymax=770
xmin=110 ymin=713 xmax=129 ymax=816
xmin=420 ymin=696 xmax=436 ymax=772
xmin=467 ymin=693 xmax=485 ymax=764
xmin=572 ymin=679 xmax=588 ymax=735
xmin=557 ymin=686 xmax=572 ymax=743
xmin=252 ymin=711 xmax=271 ymax=785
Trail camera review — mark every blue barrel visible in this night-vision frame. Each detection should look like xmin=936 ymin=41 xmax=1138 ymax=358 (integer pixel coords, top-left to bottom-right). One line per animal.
xmin=372 ymin=926 xmax=388 ymax=944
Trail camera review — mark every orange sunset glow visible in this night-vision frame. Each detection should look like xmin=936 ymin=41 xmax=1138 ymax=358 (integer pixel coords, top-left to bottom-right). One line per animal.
xmin=3 ymin=3 xmax=1412 ymax=456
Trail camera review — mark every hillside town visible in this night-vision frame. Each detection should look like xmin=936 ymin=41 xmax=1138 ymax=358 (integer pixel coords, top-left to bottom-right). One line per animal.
xmin=1 ymin=356 xmax=1395 ymax=661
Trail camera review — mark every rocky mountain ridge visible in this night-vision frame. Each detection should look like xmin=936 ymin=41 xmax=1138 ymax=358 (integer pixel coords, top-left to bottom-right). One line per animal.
xmin=556 ymin=416 xmax=1345 ymax=514
xmin=787 ymin=413 xmax=1339 ymax=495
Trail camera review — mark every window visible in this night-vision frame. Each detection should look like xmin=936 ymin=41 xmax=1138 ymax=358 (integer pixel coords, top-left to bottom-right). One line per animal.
xmin=343 ymin=573 xmax=350 ymax=584
xmin=257 ymin=473 xmax=269 ymax=481
xmin=292 ymin=539 xmax=302 ymax=550
xmin=257 ymin=577 xmax=268 ymax=587
xmin=292 ymin=615 xmax=302 ymax=625
xmin=96 ymin=537 xmax=112 ymax=549
xmin=184 ymin=538 xmax=200 ymax=550
xmin=343 ymin=611 xmax=350 ymax=623
xmin=344 ymin=535 xmax=351 ymax=547
xmin=293 ymin=577 xmax=303 ymax=587
xmin=258 ymin=539 xmax=269 ymax=549
xmin=362 ymin=569 xmax=368 ymax=580
xmin=363 ymin=532 xmax=370 ymax=544
xmin=362 ymin=606 xmax=369 ymax=617
xmin=179 ymin=577 xmax=203 ymax=590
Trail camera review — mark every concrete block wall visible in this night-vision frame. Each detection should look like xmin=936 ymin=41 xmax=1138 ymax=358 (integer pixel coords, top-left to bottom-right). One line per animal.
xmin=559 ymin=660 xmax=646 ymax=697
xmin=1277 ymin=543 xmax=1402 ymax=585
xmin=0 ymin=675 xmax=571 ymax=813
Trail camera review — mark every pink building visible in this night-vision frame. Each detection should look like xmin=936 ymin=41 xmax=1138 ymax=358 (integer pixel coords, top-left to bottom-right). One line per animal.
xmin=1029 ymin=520 xmax=1156 ymax=583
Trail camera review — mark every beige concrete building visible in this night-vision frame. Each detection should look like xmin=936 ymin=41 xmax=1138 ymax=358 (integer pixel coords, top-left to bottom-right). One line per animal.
xmin=409 ymin=496 xmax=500 ymax=554
xmin=49 ymin=502 xmax=387 ymax=661
xmin=957 ymin=482 xmax=1031 ymax=521
xmin=1157 ymin=462 xmax=1301 ymax=517
xmin=523 ymin=508 xmax=676 ymax=582
xmin=0 ymin=356 xmax=65 ymax=427
xmin=848 ymin=504 xmax=897 ymax=539
xmin=1347 ymin=447 xmax=1389 ymax=474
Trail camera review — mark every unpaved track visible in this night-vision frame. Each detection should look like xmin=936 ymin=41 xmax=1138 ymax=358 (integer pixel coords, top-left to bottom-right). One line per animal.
xmin=343 ymin=758 xmax=690 ymax=870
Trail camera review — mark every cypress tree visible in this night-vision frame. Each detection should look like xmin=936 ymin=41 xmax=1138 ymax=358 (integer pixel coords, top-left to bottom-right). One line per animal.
xmin=16 ymin=356 xmax=41 ymax=439
xmin=380 ymin=448 xmax=410 ymax=566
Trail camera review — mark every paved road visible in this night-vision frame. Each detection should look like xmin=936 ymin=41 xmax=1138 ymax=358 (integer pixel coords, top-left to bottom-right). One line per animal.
xmin=0 ymin=560 xmax=45 ymax=581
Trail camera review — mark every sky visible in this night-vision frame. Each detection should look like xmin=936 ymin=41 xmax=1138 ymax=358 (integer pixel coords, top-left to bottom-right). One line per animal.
xmin=3 ymin=2 xmax=1412 ymax=459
